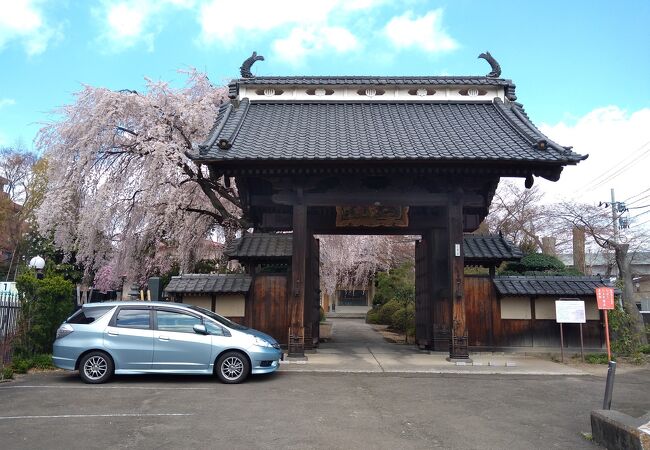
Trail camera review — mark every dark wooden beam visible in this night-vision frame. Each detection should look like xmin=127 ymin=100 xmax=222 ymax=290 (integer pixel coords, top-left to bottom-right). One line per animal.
xmin=266 ymin=192 xmax=486 ymax=208
xmin=289 ymin=202 xmax=307 ymax=357
xmin=449 ymin=191 xmax=469 ymax=359
xmin=429 ymin=228 xmax=451 ymax=351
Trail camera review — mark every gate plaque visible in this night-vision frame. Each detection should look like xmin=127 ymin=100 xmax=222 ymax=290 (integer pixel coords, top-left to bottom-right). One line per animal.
xmin=335 ymin=206 xmax=409 ymax=227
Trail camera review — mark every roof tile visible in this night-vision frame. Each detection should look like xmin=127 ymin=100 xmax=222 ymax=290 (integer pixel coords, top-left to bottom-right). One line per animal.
xmin=164 ymin=274 xmax=251 ymax=294
xmin=493 ymin=276 xmax=619 ymax=297
xmin=195 ymin=101 xmax=584 ymax=165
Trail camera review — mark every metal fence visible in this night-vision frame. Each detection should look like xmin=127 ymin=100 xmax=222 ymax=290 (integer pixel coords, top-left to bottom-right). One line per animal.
xmin=0 ymin=292 xmax=21 ymax=364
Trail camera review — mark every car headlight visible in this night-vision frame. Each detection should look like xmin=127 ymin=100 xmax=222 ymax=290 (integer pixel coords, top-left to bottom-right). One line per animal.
xmin=253 ymin=336 xmax=273 ymax=348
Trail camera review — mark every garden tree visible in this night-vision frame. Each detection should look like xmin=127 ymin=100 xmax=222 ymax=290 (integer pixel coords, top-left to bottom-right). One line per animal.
xmin=0 ymin=144 xmax=37 ymax=204
xmin=485 ymin=180 xmax=571 ymax=254
xmin=318 ymin=235 xmax=414 ymax=297
xmin=0 ymin=145 xmax=39 ymax=279
xmin=35 ymin=70 xmax=244 ymax=285
xmin=15 ymin=271 xmax=75 ymax=356
xmin=554 ymin=201 xmax=648 ymax=344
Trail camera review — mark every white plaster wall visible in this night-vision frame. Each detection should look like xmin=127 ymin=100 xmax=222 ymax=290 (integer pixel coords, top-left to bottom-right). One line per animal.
xmin=500 ymin=297 xmax=532 ymax=320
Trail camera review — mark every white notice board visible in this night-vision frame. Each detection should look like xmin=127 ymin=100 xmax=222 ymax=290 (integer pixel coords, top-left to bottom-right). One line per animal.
xmin=555 ymin=299 xmax=586 ymax=323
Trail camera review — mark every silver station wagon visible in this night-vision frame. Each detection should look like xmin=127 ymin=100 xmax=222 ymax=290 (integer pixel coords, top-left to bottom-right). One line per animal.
xmin=53 ymin=302 xmax=283 ymax=384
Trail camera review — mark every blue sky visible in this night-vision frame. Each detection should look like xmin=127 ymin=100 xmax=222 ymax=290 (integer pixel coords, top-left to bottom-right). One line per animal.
xmin=1 ymin=0 xmax=649 ymax=210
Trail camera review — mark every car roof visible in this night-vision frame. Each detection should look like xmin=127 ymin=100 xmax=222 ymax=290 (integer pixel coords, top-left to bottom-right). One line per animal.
xmin=83 ymin=301 xmax=188 ymax=308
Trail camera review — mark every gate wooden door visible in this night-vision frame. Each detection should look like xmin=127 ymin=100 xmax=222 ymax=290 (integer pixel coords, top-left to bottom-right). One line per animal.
xmin=465 ymin=276 xmax=494 ymax=347
xmin=250 ymin=274 xmax=288 ymax=345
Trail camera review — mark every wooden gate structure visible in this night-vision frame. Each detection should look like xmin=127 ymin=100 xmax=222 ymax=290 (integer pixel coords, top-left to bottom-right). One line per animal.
xmin=191 ymin=52 xmax=586 ymax=358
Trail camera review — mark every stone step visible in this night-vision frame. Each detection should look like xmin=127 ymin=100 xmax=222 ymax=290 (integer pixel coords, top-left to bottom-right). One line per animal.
xmin=326 ymin=312 xmax=367 ymax=319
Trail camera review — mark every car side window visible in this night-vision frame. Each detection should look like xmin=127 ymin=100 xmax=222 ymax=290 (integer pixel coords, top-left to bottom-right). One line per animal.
xmin=156 ymin=310 xmax=202 ymax=334
xmin=204 ymin=320 xmax=226 ymax=336
xmin=115 ymin=309 xmax=150 ymax=329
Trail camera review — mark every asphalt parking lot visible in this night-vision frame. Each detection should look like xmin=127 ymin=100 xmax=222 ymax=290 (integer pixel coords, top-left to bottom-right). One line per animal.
xmin=1 ymin=369 xmax=648 ymax=449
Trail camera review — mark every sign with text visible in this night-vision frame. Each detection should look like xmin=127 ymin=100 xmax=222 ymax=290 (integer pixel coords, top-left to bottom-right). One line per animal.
xmin=555 ymin=299 xmax=586 ymax=323
xmin=595 ymin=287 xmax=615 ymax=310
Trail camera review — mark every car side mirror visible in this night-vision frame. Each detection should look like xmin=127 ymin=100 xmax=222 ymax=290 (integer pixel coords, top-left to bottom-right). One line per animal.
xmin=193 ymin=324 xmax=208 ymax=335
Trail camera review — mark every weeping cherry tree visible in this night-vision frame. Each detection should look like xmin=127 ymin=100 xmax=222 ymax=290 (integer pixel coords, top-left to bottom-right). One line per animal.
xmin=35 ymin=70 xmax=245 ymax=285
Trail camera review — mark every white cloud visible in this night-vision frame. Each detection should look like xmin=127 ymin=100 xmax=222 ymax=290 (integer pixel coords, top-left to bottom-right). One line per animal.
xmin=536 ymin=106 xmax=650 ymax=208
xmin=273 ymin=26 xmax=359 ymax=65
xmin=197 ymin=0 xmax=375 ymax=63
xmin=96 ymin=0 xmax=194 ymax=52
xmin=384 ymin=9 xmax=458 ymax=53
xmin=0 ymin=98 xmax=16 ymax=109
xmin=0 ymin=0 xmax=62 ymax=55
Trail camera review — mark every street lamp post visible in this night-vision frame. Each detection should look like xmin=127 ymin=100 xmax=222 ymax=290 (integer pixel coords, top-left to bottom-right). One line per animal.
xmin=28 ymin=256 xmax=45 ymax=279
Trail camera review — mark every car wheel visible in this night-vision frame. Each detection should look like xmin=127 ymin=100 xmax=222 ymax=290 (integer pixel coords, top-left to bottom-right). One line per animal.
xmin=216 ymin=351 xmax=250 ymax=384
xmin=79 ymin=351 xmax=113 ymax=384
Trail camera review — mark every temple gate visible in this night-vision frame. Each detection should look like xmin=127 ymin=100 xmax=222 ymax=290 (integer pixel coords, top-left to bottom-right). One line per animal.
xmin=190 ymin=52 xmax=586 ymax=359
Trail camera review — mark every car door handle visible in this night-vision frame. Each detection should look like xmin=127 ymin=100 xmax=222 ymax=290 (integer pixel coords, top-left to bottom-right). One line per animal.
xmin=158 ymin=335 xmax=169 ymax=341
xmin=107 ymin=331 xmax=119 ymax=336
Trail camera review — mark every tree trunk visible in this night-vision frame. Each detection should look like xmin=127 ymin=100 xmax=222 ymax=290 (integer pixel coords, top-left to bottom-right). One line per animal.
xmin=541 ymin=237 xmax=557 ymax=256
xmin=615 ymin=244 xmax=648 ymax=344
xmin=572 ymin=226 xmax=586 ymax=274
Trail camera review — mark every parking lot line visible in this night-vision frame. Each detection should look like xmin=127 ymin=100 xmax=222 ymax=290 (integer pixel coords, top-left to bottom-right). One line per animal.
xmin=0 ymin=413 xmax=194 ymax=420
xmin=0 ymin=385 xmax=212 ymax=390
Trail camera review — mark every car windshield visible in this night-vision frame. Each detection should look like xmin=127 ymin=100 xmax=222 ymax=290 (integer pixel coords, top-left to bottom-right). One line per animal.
xmin=186 ymin=305 xmax=249 ymax=330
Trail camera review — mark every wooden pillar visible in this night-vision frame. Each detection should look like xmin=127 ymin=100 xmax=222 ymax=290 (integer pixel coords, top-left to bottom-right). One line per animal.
xmin=289 ymin=202 xmax=307 ymax=357
xmin=429 ymin=228 xmax=451 ymax=351
xmin=449 ymin=192 xmax=469 ymax=359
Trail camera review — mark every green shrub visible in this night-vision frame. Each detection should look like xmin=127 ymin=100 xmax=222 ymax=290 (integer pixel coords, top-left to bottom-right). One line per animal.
xmin=366 ymin=308 xmax=381 ymax=324
xmin=639 ymin=344 xmax=650 ymax=354
xmin=377 ymin=299 xmax=403 ymax=324
xmin=1 ymin=366 xmax=13 ymax=380
xmin=319 ymin=307 xmax=325 ymax=323
xmin=500 ymin=253 xmax=576 ymax=275
xmin=15 ymin=273 xmax=75 ymax=356
xmin=373 ymin=262 xmax=414 ymax=306
xmin=11 ymin=359 xmax=30 ymax=374
xmin=585 ymin=353 xmax=609 ymax=364
xmin=609 ymin=306 xmax=642 ymax=357
xmin=389 ymin=303 xmax=415 ymax=332
xmin=31 ymin=354 xmax=54 ymax=370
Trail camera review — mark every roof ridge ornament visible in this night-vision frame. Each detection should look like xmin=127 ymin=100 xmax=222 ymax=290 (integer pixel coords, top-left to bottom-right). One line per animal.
xmin=240 ymin=51 xmax=265 ymax=78
xmin=478 ymin=51 xmax=501 ymax=78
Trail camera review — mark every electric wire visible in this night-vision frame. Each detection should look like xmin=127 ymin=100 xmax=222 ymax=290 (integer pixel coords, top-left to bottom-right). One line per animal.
xmin=576 ymin=140 xmax=650 ymax=193
xmin=626 ymin=194 xmax=650 ymax=207
xmin=623 ymin=187 xmax=650 ymax=203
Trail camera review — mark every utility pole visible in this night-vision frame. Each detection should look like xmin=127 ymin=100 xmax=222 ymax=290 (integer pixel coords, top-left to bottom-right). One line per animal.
xmin=610 ymin=188 xmax=619 ymax=243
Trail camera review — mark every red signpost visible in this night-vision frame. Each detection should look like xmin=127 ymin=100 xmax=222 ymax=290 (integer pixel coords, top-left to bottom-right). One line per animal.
xmin=595 ymin=287 xmax=615 ymax=361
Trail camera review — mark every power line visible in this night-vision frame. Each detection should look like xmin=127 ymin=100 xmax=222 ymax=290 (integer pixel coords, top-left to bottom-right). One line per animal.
xmin=587 ymin=148 xmax=650 ymax=191
xmin=626 ymin=194 xmax=650 ymax=207
xmin=623 ymin=187 xmax=650 ymax=202
xmin=630 ymin=209 xmax=650 ymax=220
xmin=577 ymin=140 xmax=650 ymax=193
xmin=627 ymin=204 xmax=650 ymax=210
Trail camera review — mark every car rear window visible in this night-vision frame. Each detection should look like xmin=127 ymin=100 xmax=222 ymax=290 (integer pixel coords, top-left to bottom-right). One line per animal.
xmin=67 ymin=306 xmax=114 ymax=324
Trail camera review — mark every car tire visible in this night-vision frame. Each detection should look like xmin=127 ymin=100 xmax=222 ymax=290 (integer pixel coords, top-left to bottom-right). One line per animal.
xmin=216 ymin=351 xmax=250 ymax=384
xmin=79 ymin=351 xmax=113 ymax=384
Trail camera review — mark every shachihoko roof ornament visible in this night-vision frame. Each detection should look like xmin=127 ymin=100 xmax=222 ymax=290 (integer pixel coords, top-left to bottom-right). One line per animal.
xmin=240 ymin=51 xmax=265 ymax=78
xmin=478 ymin=51 xmax=501 ymax=78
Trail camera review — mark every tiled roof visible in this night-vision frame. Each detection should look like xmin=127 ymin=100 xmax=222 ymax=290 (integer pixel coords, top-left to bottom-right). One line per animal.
xmin=194 ymin=99 xmax=585 ymax=167
xmin=164 ymin=274 xmax=251 ymax=294
xmin=464 ymin=235 xmax=523 ymax=264
xmin=493 ymin=276 xmax=619 ymax=297
xmin=225 ymin=233 xmax=292 ymax=260
xmin=226 ymin=233 xmax=521 ymax=264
